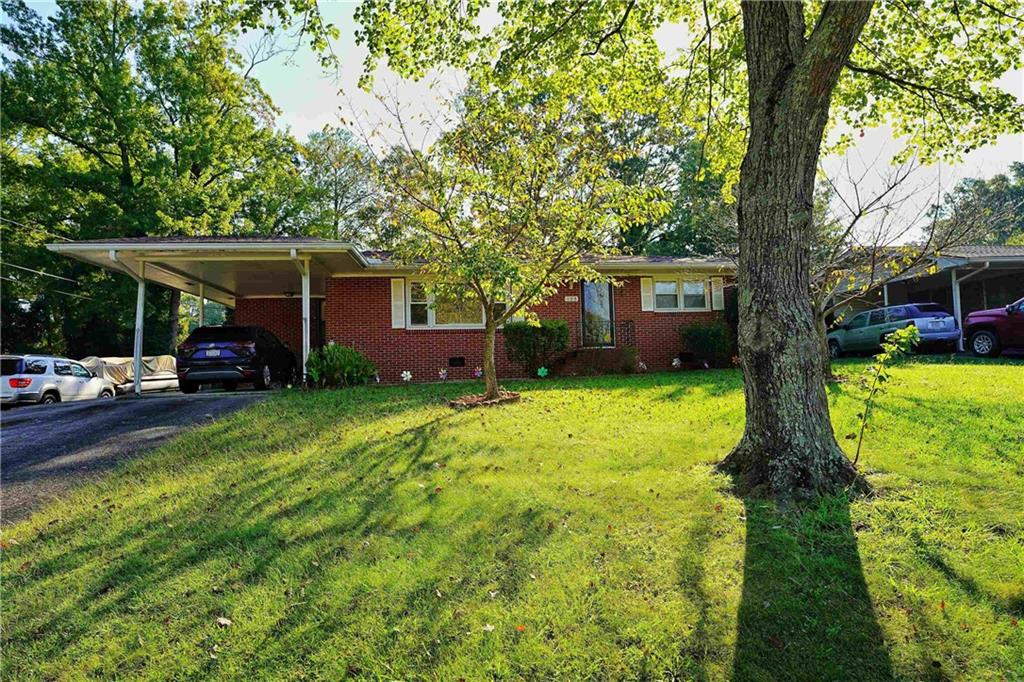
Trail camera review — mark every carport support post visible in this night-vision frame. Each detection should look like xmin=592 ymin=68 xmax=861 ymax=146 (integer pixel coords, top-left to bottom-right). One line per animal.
xmin=301 ymin=259 xmax=310 ymax=383
xmin=133 ymin=263 xmax=146 ymax=396
xmin=951 ymin=268 xmax=963 ymax=351
xmin=198 ymin=283 xmax=205 ymax=327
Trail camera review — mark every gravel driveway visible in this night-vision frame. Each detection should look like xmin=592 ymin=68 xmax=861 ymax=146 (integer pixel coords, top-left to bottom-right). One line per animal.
xmin=1 ymin=391 xmax=265 ymax=525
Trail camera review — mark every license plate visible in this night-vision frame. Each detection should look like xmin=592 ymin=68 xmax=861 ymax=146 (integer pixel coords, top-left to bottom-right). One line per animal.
xmin=928 ymin=321 xmax=941 ymax=329
xmin=205 ymin=349 xmax=221 ymax=357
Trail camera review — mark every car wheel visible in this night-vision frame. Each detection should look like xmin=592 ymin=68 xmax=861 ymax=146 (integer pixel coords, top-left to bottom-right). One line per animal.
xmin=100 ymin=389 xmax=115 ymax=399
xmin=180 ymin=380 xmax=199 ymax=394
xmin=969 ymin=330 xmax=1000 ymax=358
xmin=255 ymin=364 xmax=271 ymax=391
xmin=828 ymin=339 xmax=841 ymax=359
xmin=40 ymin=391 xmax=60 ymax=405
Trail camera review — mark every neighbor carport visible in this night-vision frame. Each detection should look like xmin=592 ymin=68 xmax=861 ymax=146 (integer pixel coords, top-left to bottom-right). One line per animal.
xmin=46 ymin=237 xmax=377 ymax=393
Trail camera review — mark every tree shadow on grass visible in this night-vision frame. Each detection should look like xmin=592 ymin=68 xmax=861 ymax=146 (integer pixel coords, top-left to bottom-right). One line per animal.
xmin=731 ymin=495 xmax=894 ymax=681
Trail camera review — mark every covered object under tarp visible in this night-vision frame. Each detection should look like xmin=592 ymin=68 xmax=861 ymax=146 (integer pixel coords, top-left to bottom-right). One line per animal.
xmin=79 ymin=355 xmax=179 ymax=394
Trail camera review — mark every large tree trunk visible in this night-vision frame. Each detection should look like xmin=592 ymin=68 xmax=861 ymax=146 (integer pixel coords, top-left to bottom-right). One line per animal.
xmin=718 ymin=1 xmax=874 ymax=500
xmin=482 ymin=318 xmax=500 ymax=400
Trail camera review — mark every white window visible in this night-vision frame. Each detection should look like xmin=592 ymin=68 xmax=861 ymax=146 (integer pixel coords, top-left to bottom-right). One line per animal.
xmin=409 ymin=282 xmax=430 ymax=326
xmin=682 ymin=280 xmax=708 ymax=310
xmin=654 ymin=280 xmax=679 ymax=310
xmin=406 ymin=279 xmax=485 ymax=328
xmin=648 ymin=277 xmax=709 ymax=311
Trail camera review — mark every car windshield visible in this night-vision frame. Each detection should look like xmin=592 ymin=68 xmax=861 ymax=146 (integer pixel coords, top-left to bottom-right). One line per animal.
xmin=187 ymin=326 xmax=255 ymax=342
xmin=1 ymin=358 xmax=22 ymax=376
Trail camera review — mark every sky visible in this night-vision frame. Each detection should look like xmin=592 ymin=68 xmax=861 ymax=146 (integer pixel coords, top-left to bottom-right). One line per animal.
xmin=12 ymin=1 xmax=1024 ymax=238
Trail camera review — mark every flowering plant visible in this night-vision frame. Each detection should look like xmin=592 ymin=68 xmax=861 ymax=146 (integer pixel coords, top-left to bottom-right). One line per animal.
xmin=438 ymin=368 xmax=448 ymax=381
xmin=637 ymin=360 xmax=648 ymax=372
xmin=671 ymin=357 xmax=682 ymax=369
xmin=536 ymin=366 xmax=549 ymax=378
xmin=472 ymin=366 xmax=483 ymax=378
xmin=401 ymin=370 xmax=412 ymax=382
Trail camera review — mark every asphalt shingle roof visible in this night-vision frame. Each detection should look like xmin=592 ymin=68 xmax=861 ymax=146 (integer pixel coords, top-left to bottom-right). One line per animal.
xmin=942 ymin=245 xmax=1024 ymax=258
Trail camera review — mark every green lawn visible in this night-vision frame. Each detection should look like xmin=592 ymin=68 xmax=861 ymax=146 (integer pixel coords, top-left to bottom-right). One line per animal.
xmin=2 ymin=358 xmax=1022 ymax=680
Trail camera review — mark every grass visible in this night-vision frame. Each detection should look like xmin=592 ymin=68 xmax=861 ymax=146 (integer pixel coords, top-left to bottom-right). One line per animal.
xmin=2 ymin=357 xmax=1022 ymax=680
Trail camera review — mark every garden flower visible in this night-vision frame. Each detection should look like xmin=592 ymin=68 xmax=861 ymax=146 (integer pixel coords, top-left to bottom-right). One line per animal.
xmin=401 ymin=370 xmax=412 ymax=382
xmin=472 ymin=366 xmax=483 ymax=378
xmin=438 ymin=368 xmax=448 ymax=381
xmin=537 ymin=367 xmax=549 ymax=378
xmin=672 ymin=357 xmax=682 ymax=369
xmin=637 ymin=360 xmax=647 ymax=372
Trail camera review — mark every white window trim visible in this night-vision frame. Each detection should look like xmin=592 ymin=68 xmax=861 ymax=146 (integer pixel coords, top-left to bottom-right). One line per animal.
xmin=405 ymin=278 xmax=487 ymax=330
xmin=651 ymin=277 xmax=711 ymax=312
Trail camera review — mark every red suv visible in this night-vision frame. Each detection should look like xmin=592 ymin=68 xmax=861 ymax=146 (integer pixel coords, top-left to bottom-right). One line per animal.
xmin=964 ymin=296 xmax=1024 ymax=357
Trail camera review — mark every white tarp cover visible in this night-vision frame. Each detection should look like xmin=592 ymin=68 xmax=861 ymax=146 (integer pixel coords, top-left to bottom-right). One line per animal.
xmin=79 ymin=355 xmax=177 ymax=387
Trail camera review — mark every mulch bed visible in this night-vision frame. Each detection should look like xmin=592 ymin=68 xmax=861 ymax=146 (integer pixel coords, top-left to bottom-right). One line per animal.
xmin=448 ymin=390 xmax=521 ymax=409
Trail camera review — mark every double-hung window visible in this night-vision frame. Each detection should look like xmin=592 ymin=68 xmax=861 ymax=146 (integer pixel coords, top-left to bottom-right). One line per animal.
xmin=407 ymin=280 xmax=485 ymax=328
xmin=682 ymin=280 xmax=708 ymax=310
xmin=652 ymin=278 xmax=709 ymax=311
xmin=654 ymin=280 xmax=679 ymax=309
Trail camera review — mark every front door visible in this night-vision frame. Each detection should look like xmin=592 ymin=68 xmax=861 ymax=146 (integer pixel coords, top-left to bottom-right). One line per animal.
xmin=581 ymin=282 xmax=614 ymax=347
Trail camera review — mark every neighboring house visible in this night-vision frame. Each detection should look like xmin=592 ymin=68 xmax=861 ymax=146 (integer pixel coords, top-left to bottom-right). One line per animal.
xmin=828 ymin=246 xmax=1024 ymax=343
xmin=47 ymin=237 xmax=735 ymax=387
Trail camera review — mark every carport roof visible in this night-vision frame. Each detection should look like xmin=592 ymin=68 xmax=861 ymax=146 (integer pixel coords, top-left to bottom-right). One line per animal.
xmin=46 ymin=236 xmax=737 ymax=307
xmin=46 ymin=238 xmax=376 ymax=307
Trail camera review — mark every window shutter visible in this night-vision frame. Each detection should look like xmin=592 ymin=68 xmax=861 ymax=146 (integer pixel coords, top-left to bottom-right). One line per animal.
xmin=640 ymin=277 xmax=654 ymax=311
xmin=390 ymin=278 xmax=405 ymax=328
xmin=711 ymin=277 xmax=725 ymax=311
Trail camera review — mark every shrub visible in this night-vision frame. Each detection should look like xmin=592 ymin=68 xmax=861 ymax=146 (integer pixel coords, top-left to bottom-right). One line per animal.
xmin=679 ymin=319 xmax=733 ymax=367
xmin=305 ymin=342 xmax=377 ymax=388
xmin=503 ymin=319 xmax=569 ymax=373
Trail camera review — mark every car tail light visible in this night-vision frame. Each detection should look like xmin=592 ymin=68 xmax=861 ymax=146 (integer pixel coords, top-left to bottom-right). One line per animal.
xmin=178 ymin=342 xmax=197 ymax=357
xmin=9 ymin=377 xmax=32 ymax=388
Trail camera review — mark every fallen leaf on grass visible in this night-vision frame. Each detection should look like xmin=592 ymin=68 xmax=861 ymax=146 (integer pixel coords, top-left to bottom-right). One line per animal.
xmin=482 ymin=624 xmax=495 ymax=632
xmin=216 ymin=617 xmax=232 ymax=628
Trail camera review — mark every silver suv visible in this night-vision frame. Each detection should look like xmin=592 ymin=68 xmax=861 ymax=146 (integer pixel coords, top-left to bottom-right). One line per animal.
xmin=1 ymin=355 xmax=116 ymax=407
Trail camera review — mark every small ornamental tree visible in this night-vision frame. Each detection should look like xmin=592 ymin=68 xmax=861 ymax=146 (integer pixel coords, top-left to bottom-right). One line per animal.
xmin=373 ymin=84 xmax=668 ymax=400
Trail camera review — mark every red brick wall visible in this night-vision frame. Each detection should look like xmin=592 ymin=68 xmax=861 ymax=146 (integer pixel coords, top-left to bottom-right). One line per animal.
xmin=613 ymin=277 xmax=731 ymax=370
xmin=236 ymin=277 xmax=731 ymax=384
xmin=234 ymin=298 xmax=303 ymax=354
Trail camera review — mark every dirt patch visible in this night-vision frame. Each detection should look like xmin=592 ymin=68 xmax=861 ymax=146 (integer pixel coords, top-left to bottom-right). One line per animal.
xmin=448 ymin=390 xmax=521 ymax=409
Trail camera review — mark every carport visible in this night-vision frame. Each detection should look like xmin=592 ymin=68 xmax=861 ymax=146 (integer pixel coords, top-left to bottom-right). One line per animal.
xmin=46 ymin=237 xmax=374 ymax=394
xmin=882 ymin=246 xmax=1024 ymax=349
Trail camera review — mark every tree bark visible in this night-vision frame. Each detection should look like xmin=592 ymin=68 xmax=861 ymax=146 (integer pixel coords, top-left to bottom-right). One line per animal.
xmin=168 ymin=288 xmax=181 ymax=353
xmin=482 ymin=318 xmax=500 ymax=400
xmin=718 ymin=1 xmax=874 ymax=500
xmin=815 ymin=311 xmax=835 ymax=381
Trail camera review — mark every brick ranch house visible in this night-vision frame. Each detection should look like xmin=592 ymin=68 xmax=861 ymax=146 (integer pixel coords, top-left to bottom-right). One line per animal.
xmin=47 ymin=237 xmax=735 ymax=389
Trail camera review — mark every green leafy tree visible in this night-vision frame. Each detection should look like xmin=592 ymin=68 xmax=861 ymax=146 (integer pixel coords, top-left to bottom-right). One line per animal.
xmin=937 ymin=162 xmax=1024 ymax=245
xmin=1 ymin=0 xmax=304 ymax=354
xmin=374 ymin=84 xmax=669 ymax=399
xmin=299 ymin=126 xmax=379 ymax=242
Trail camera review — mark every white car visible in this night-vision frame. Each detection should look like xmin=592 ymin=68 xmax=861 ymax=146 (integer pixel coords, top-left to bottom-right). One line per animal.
xmin=1 ymin=355 xmax=117 ymax=407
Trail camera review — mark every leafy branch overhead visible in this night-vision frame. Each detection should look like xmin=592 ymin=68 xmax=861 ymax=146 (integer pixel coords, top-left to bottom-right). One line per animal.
xmin=348 ymin=0 xmax=1022 ymax=193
